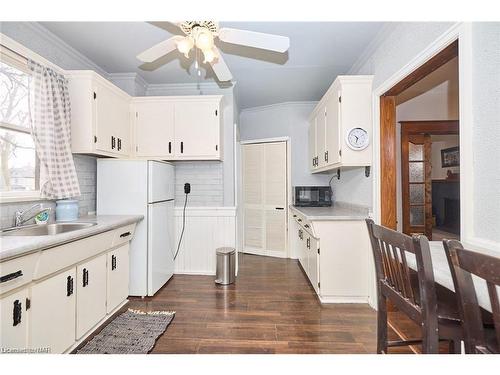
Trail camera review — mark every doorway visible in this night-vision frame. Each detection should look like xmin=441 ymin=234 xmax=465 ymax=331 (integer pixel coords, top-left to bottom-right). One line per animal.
xmin=241 ymin=140 xmax=289 ymax=258
xmin=379 ymin=39 xmax=459 ymax=237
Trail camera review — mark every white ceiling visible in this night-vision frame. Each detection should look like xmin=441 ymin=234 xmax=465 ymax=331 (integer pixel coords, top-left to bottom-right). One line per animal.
xmin=40 ymin=22 xmax=384 ymax=109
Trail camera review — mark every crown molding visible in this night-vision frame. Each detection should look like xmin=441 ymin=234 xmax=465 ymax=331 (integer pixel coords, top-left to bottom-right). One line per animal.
xmin=23 ymin=22 xmax=109 ymax=78
xmin=108 ymin=72 xmax=148 ymax=90
xmin=240 ymin=101 xmax=317 ymax=114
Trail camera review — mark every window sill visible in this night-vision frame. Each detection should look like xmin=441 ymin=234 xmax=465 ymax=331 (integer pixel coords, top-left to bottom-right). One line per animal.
xmin=0 ymin=192 xmax=43 ymax=204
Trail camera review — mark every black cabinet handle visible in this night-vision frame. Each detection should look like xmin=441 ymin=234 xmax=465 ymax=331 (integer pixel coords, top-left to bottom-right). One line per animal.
xmin=297 ymin=218 xmax=302 ymax=222
xmin=168 ymin=141 xmax=172 ymax=154
xmin=304 ymin=224 xmax=310 ymax=228
xmin=275 ymin=207 xmax=284 ymax=210
xmin=0 ymin=270 xmax=23 ymax=284
xmin=293 ymin=214 xmax=297 ymax=218
xmin=307 ymin=238 xmax=310 ymax=249
xmin=120 ymin=231 xmax=131 ymax=238
xmin=325 ymin=151 xmax=329 ymax=162
xmin=82 ymin=268 xmax=89 ymax=287
xmin=180 ymin=141 xmax=184 ymax=154
xmin=13 ymin=300 xmax=22 ymax=326
xmin=117 ymin=138 xmax=122 ymax=151
xmin=67 ymin=275 xmax=74 ymax=296
xmin=111 ymin=255 xmax=117 ymax=270
xmin=111 ymin=136 xmax=116 ymax=149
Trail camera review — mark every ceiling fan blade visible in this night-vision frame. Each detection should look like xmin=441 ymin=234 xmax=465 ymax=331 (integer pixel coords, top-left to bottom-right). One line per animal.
xmin=218 ymin=27 xmax=289 ymax=53
xmin=209 ymin=49 xmax=232 ymax=82
xmin=137 ymin=35 xmax=184 ymax=62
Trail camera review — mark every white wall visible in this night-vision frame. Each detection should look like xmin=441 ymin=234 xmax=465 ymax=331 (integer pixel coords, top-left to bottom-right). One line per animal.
xmin=350 ymin=22 xmax=500 ymax=248
xmin=239 ymin=102 xmax=334 ymax=188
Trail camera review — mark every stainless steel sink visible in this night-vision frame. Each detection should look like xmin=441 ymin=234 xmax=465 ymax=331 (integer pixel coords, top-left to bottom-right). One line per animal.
xmin=0 ymin=222 xmax=97 ymax=237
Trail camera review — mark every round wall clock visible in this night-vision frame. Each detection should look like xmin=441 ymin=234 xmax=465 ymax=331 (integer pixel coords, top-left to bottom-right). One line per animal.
xmin=346 ymin=127 xmax=369 ymax=150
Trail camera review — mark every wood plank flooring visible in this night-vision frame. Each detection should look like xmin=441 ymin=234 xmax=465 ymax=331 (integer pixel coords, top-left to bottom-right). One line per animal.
xmin=129 ymin=253 xmax=412 ymax=354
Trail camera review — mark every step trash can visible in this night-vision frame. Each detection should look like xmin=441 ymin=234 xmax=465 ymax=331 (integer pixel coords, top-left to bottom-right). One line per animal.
xmin=215 ymin=247 xmax=236 ymax=285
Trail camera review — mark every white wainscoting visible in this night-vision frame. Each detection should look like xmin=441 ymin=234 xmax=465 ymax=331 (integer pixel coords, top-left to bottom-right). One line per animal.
xmin=174 ymin=207 xmax=236 ymax=275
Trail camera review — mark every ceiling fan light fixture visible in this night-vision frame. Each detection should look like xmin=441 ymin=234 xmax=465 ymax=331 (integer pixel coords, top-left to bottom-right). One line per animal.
xmin=176 ymin=36 xmax=194 ymax=58
xmin=202 ymin=47 xmax=217 ymax=64
xmin=194 ymin=27 xmax=214 ymax=51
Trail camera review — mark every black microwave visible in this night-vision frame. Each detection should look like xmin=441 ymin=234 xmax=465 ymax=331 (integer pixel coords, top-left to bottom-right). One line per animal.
xmin=294 ymin=186 xmax=332 ymax=207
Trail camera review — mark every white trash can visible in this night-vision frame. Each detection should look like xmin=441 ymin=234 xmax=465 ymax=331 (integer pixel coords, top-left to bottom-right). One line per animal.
xmin=215 ymin=247 xmax=236 ymax=285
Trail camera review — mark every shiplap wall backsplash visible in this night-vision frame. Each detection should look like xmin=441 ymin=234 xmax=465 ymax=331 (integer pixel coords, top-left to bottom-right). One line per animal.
xmin=0 ymin=155 xmax=97 ymax=228
xmin=173 ymin=161 xmax=224 ymax=207
xmin=173 ymin=207 xmax=236 ymax=275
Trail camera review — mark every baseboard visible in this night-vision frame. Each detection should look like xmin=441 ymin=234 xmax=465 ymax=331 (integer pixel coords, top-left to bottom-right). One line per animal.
xmin=319 ymin=296 xmax=370 ymax=304
xmin=174 ymin=270 xmax=216 ymax=276
xmin=67 ymin=299 xmax=129 ymax=354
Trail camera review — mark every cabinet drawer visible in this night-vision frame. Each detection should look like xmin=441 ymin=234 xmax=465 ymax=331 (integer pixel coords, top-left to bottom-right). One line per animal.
xmin=111 ymin=224 xmax=136 ymax=248
xmin=0 ymin=252 xmax=39 ymax=296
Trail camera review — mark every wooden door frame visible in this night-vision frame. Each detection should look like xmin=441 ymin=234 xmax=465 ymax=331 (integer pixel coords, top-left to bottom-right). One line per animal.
xmin=239 ymin=137 xmax=292 ymax=258
xmin=378 ymin=40 xmax=458 ymax=230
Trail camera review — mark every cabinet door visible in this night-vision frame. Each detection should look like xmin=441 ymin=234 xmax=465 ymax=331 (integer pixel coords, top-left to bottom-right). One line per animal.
xmin=134 ymin=101 xmax=175 ymax=157
xmin=325 ymin=92 xmax=341 ymax=166
xmin=315 ymin=107 xmax=327 ymax=168
xmin=30 ymin=268 xmax=76 ymax=353
xmin=308 ymin=236 xmax=319 ymax=294
xmin=298 ymin=227 xmax=307 ymax=272
xmin=175 ymin=101 xmax=220 ymax=159
xmin=107 ymin=244 xmax=130 ymax=313
xmin=76 ymin=254 xmax=107 ymax=339
xmin=308 ymin=118 xmax=317 ymax=171
xmin=94 ymin=81 xmax=129 ymax=156
xmin=0 ymin=288 xmax=28 ymax=351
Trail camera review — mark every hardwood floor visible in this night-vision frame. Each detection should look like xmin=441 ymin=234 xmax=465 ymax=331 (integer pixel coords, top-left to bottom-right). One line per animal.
xmin=129 ymin=253 xmax=412 ymax=354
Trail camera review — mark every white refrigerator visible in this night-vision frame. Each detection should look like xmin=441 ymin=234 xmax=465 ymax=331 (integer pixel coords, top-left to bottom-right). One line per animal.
xmin=97 ymin=160 xmax=175 ymax=296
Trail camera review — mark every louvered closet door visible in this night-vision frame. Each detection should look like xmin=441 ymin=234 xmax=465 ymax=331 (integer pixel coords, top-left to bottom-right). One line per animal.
xmin=243 ymin=141 xmax=287 ymax=258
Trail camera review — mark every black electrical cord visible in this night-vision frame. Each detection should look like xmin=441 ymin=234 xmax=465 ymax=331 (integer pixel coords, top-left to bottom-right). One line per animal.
xmin=173 ymin=192 xmax=188 ymax=261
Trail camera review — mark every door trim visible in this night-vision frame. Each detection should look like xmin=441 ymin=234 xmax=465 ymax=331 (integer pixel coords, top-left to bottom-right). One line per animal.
xmin=239 ymin=137 xmax=291 ymax=258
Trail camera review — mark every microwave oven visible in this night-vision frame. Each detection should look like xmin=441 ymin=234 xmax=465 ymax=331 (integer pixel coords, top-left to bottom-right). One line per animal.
xmin=294 ymin=186 xmax=332 ymax=207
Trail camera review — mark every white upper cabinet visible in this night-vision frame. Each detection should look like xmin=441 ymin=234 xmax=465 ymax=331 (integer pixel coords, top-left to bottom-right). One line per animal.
xmin=131 ymin=95 xmax=223 ymax=161
xmin=132 ymin=99 xmax=175 ymax=157
xmin=174 ymin=99 xmax=222 ymax=160
xmin=67 ymin=71 xmax=131 ymax=157
xmin=309 ymin=76 xmax=373 ymax=173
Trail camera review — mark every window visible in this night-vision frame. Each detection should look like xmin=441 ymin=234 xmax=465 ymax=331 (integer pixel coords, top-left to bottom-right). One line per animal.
xmin=0 ymin=49 xmax=39 ymax=200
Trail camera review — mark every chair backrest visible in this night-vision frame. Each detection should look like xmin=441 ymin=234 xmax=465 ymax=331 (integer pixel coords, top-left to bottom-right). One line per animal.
xmin=443 ymin=239 xmax=500 ymax=354
xmin=365 ymin=219 xmax=439 ymax=329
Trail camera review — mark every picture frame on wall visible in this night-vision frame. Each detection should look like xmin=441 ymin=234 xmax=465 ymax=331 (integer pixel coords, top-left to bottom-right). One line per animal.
xmin=441 ymin=146 xmax=460 ymax=167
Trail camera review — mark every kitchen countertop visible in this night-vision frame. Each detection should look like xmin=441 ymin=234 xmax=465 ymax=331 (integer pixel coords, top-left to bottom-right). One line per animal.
xmin=290 ymin=202 xmax=370 ymax=221
xmin=0 ymin=215 xmax=143 ymax=262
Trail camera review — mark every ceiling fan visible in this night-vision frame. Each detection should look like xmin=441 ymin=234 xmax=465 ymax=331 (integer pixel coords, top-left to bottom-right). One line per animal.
xmin=136 ymin=21 xmax=290 ymax=82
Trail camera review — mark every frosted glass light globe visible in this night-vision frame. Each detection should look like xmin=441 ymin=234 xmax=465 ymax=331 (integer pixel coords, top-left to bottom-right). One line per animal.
xmin=203 ymin=48 xmax=217 ymax=63
xmin=195 ymin=28 xmax=214 ymax=51
xmin=177 ymin=37 xmax=194 ymax=58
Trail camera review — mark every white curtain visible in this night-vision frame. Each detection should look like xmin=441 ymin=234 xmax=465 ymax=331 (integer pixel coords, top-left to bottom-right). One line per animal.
xmin=28 ymin=60 xmax=80 ymax=199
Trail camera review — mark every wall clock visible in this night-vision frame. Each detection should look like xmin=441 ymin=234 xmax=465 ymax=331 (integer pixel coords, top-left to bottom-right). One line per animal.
xmin=346 ymin=127 xmax=369 ymax=150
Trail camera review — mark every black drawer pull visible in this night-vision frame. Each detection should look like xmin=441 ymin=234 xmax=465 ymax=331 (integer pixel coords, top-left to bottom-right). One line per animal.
xmin=304 ymin=224 xmax=310 ymax=228
xmin=275 ymin=207 xmax=284 ymax=210
xmin=0 ymin=270 xmax=23 ymax=283
xmin=120 ymin=231 xmax=131 ymax=238
xmin=67 ymin=276 xmax=74 ymax=296
xmin=117 ymin=138 xmax=122 ymax=151
xmin=180 ymin=141 xmax=184 ymax=154
xmin=111 ymin=255 xmax=117 ymax=270
xmin=111 ymin=136 xmax=116 ymax=149
xmin=297 ymin=218 xmax=302 ymax=222
xmin=13 ymin=300 xmax=22 ymax=326
xmin=168 ymin=141 xmax=172 ymax=154
xmin=293 ymin=214 xmax=297 ymax=218
xmin=82 ymin=268 xmax=89 ymax=287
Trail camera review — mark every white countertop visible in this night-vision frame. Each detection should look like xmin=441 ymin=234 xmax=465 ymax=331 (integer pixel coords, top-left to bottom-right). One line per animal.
xmin=290 ymin=202 xmax=370 ymax=221
xmin=406 ymin=241 xmax=492 ymax=312
xmin=0 ymin=215 xmax=143 ymax=262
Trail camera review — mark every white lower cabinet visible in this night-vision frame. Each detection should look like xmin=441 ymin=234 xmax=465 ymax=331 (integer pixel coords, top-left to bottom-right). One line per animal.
xmin=106 ymin=244 xmax=129 ymax=314
xmin=30 ymin=268 xmax=76 ymax=353
xmin=0 ymin=288 xmax=28 ymax=350
xmin=76 ymin=254 xmax=107 ymax=339
xmin=307 ymin=235 xmax=319 ymax=294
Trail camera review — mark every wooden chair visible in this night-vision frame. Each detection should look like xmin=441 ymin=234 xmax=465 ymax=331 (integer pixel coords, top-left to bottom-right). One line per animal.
xmin=366 ymin=219 xmax=462 ymax=353
xmin=443 ymin=239 xmax=500 ymax=354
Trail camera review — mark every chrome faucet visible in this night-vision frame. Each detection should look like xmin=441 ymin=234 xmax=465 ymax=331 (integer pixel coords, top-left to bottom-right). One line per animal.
xmin=15 ymin=204 xmax=51 ymax=227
